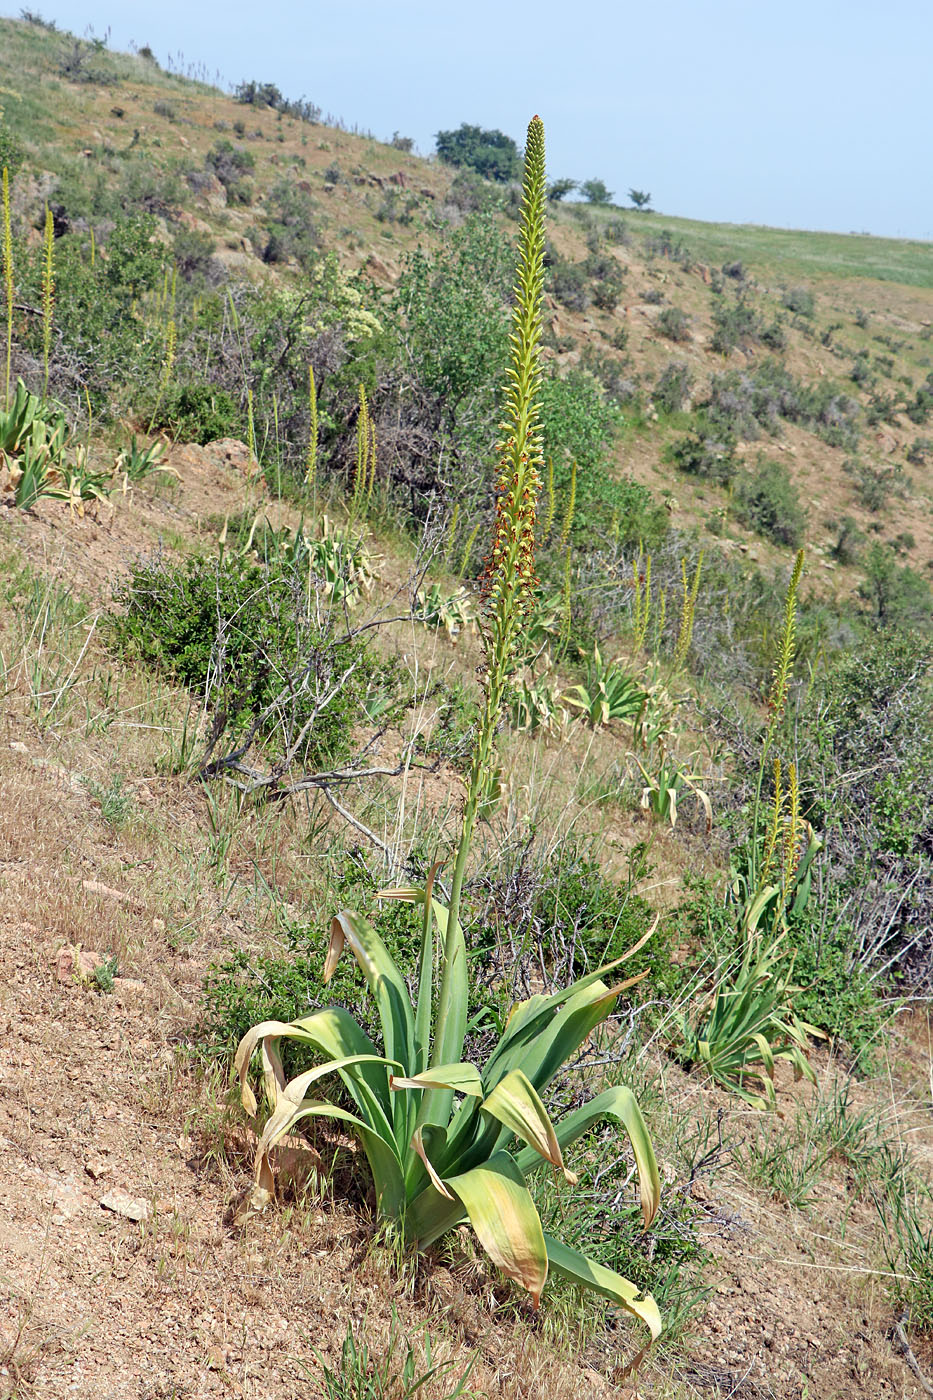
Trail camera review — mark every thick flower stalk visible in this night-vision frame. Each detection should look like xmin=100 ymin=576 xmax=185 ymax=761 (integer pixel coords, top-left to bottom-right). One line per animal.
xmin=441 ymin=116 xmax=547 ymax=973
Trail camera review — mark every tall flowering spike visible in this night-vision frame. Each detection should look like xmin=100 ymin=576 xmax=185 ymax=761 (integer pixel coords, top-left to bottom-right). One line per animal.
xmin=766 ymin=549 xmax=804 ymax=733
xmin=482 ymin=114 xmax=547 ymax=644
xmin=435 ymin=117 xmax=549 ymax=1040
xmin=467 ymin=115 xmax=547 ymax=815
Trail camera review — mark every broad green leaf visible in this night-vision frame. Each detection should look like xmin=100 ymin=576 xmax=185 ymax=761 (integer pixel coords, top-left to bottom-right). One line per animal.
xmin=445 ymin=1152 xmax=548 ymax=1305
xmin=324 ymin=909 xmax=416 ymax=1082
xmin=513 ymin=1084 xmax=661 ymax=1229
xmin=481 ymin=1069 xmax=575 ymax=1183
xmin=495 ymin=979 xmax=621 ymax=1094
xmin=256 ymin=1096 xmax=406 ymax=1218
xmin=235 ymin=1008 xmax=392 ymax=1135
xmin=421 ymin=898 xmax=469 ymax=1131
xmin=255 ymin=1054 xmax=397 ymax=1166
xmin=410 ymin=1125 xmax=454 ymax=1200
xmin=414 ymin=862 xmax=444 ymax=1069
xmin=391 ymin=1063 xmax=483 ymax=1096
xmin=490 ymin=917 xmax=657 ymax=1064
xmin=543 ymin=1233 xmax=662 ymax=1341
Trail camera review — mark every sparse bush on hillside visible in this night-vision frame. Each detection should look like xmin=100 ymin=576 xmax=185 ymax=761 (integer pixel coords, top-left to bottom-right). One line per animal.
xmin=800 ymin=631 xmax=933 ymax=991
xmin=645 ymin=229 xmax=692 ymax=268
xmin=589 ymin=268 xmax=625 ymax=312
xmin=907 ymin=372 xmax=933 ymax=425
xmin=109 ymin=550 xmax=386 ymax=773
xmin=172 ymin=228 xmax=217 ymax=283
xmin=906 ymin=435 xmax=932 ymax=465
xmin=829 ymin=515 xmax=864 ymax=565
xmin=657 ymin=307 xmax=690 ymax=343
xmin=734 ymin=457 xmax=806 ymax=547
xmin=257 ymin=179 xmax=320 ymax=267
xmin=859 ymin=543 xmax=933 ymax=631
xmin=206 ymin=139 xmax=255 ymax=204
xmin=547 ymin=253 xmax=589 ymax=312
xmin=580 ymin=345 xmax=639 ymax=405
xmin=234 ymin=79 xmax=321 ymax=124
xmin=604 ymin=216 xmax=630 ymax=245
xmin=665 ymin=429 xmax=737 ymax=485
xmin=628 ymin=188 xmax=651 ymax=210
xmin=446 ymin=168 xmax=500 ymax=213
xmin=843 ymin=456 xmax=907 ymax=513
xmin=710 ymin=294 xmax=761 ymax=355
xmin=149 ymin=383 xmax=238 ymax=444
xmin=435 ymin=122 xmax=520 ymax=182
xmin=653 ymin=360 xmax=692 ymax=415
xmin=781 ymin=285 xmax=815 ymax=317
xmin=865 ymin=388 xmax=900 ymax=426
xmin=804 ymin=380 xmax=862 ymax=450
xmin=759 ymin=317 xmax=787 ymax=352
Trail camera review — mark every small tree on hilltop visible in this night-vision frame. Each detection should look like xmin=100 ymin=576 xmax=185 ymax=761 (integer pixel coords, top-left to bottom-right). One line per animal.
xmin=628 ymin=188 xmax=652 ymax=210
xmin=547 ymin=177 xmax=577 ymax=202
xmin=580 ymin=177 xmax=613 ymax=204
xmin=435 ymin=123 xmax=521 ymax=183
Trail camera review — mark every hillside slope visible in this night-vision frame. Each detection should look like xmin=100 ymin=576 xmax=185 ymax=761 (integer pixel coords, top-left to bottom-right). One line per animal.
xmin=2 ymin=16 xmax=933 ymax=1400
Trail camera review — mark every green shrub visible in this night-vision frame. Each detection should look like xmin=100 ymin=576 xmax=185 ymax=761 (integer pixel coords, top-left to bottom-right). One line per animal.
xmin=206 ymin=139 xmax=255 ymax=204
xmin=710 ymin=296 xmax=760 ymax=354
xmin=906 ymin=436 xmax=932 ymax=466
xmin=657 ymin=307 xmax=690 ymax=343
xmin=151 ymin=384 xmax=239 ymax=444
xmin=665 ymin=429 xmax=737 ymax=485
xmin=843 ymin=456 xmax=907 ymax=513
xmin=734 ymin=457 xmax=806 ymax=547
xmin=654 ymin=360 xmax=692 ymax=415
xmin=547 ymin=254 xmax=589 ymax=312
xmin=258 ymin=180 xmax=320 ymax=268
xmin=781 ymin=286 xmax=815 ymax=317
xmin=829 ymin=514 xmax=864 ymax=565
xmin=859 ymin=544 xmax=933 ymax=629
xmin=109 ymin=552 xmax=383 ymax=770
xmin=435 ymin=123 xmax=520 ymax=183
xmin=907 ymin=372 xmax=933 ymax=425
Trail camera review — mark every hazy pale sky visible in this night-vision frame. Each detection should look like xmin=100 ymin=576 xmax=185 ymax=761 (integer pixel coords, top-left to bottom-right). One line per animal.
xmin=11 ymin=0 xmax=933 ymax=239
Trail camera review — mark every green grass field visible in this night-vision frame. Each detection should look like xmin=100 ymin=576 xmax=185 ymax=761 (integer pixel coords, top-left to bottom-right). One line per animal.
xmin=577 ymin=204 xmax=933 ymax=289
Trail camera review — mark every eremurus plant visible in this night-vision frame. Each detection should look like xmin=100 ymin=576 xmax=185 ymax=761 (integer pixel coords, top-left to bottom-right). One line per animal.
xmin=235 ymin=116 xmax=663 ymax=1349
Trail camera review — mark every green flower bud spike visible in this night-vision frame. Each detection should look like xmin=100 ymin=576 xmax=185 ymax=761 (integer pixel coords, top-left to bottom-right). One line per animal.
xmin=434 ymin=115 xmax=547 ymax=1050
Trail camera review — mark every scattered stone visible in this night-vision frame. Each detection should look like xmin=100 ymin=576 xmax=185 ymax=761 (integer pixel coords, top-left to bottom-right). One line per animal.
xmin=100 ymin=1188 xmax=151 ymax=1223
xmin=8 ymin=741 xmax=28 ymax=755
xmin=55 ymin=945 xmax=103 ymax=983
xmin=82 ymin=879 xmax=132 ymax=903
xmin=84 ymin=1155 xmax=109 ymax=1181
xmin=48 ymin=1173 xmax=83 ymax=1223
